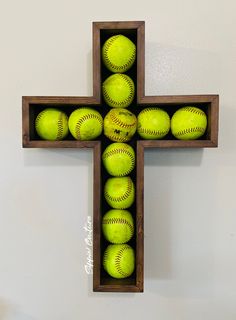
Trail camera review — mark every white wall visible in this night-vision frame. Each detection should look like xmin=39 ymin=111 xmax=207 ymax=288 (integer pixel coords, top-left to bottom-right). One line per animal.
xmin=0 ymin=0 xmax=236 ymax=319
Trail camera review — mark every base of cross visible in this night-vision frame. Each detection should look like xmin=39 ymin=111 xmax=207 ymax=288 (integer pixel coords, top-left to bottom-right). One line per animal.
xmin=22 ymin=21 xmax=219 ymax=293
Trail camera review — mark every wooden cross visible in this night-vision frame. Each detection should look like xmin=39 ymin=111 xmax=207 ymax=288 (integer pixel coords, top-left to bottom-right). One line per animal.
xmin=22 ymin=21 xmax=219 ymax=293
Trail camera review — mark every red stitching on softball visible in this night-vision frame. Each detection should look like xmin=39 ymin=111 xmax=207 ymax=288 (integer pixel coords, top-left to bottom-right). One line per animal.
xmin=104 ymin=177 xmax=134 ymax=203
xmin=174 ymin=126 xmax=206 ymax=137
xmin=75 ymin=112 xmax=103 ymax=140
xmin=102 ymin=74 xmax=135 ymax=107
xmin=109 ymin=111 xmax=136 ymax=129
xmin=105 ymin=134 xmax=131 ymax=142
xmin=56 ymin=112 xmax=65 ymax=140
xmin=180 ymin=107 xmax=206 ymax=116
xmin=114 ymin=245 xmax=133 ymax=277
xmin=103 ymin=35 xmax=136 ymax=72
xmin=139 ymin=107 xmax=163 ymax=114
xmin=138 ymin=127 xmax=169 ymax=137
xmin=35 ymin=110 xmax=47 ymax=129
xmin=103 ymin=148 xmax=134 ymax=162
xmin=103 ymin=217 xmax=134 ymax=236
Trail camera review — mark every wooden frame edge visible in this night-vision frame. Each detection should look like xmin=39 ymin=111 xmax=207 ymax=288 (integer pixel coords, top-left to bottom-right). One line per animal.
xmin=22 ymin=96 xmax=30 ymax=147
xmin=93 ymin=142 xmax=102 ymax=291
xmin=93 ymin=21 xmax=145 ymax=30
xmin=139 ymin=94 xmax=219 ymax=105
xmin=136 ymin=142 xmax=144 ymax=292
xmin=22 ymin=96 xmax=100 ymax=105
xmin=92 ymin=23 xmax=101 ymax=101
xmin=209 ymin=95 xmax=219 ymax=147
xmin=93 ymin=285 xmax=143 ymax=293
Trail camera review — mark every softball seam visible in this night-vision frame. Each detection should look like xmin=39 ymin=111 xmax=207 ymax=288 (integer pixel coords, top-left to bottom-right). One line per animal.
xmin=103 ymin=218 xmax=134 ymax=237
xmin=104 ymin=134 xmax=131 ymax=142
xmin=35 ymin=110 xmax=46 ymax=131
xmin=109 ymin=111 xmax=136 ymax=129
xmin=105 ymin=178 xmax=133 ymax=204
xmin=75 ymin=113 xmax=103 ymax=140
xmin=139 ymin=107 xmax=163 ymax=114
xmin=103 ymin=148 xmax=134 ymax=159
xmin=138 ymin=127 xmax=169 ymax=137
xmin=103 ymin=74 xmax=134 ymax=107
xmin=179 ymin=107 xmax=206 ymax=116
xmin=138 ymin=107 xmax=170 ymax=120
xmin=115 ymin=245 xmax=132 ymax=277
xmin=103 ymin=249 xmax=109 ymax=272
xmin=57 ymin=112 xmax=64 ymax=140
xmin=103 ymin=35 xmax=136 ymax=72
xmin=174 ymin=126 xmax=206 ymax=137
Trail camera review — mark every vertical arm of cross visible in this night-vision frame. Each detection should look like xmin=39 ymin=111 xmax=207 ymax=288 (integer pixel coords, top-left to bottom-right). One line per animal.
xmin=92 ymin=21 xmax=145 ymax=292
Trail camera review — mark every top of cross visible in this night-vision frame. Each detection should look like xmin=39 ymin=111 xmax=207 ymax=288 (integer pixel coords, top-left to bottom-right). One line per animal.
xmin=22 ymin=20 xmax=218 ymax=149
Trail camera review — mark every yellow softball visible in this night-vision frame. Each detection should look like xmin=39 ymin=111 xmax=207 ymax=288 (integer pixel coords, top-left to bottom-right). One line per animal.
xmin=103 ymin=244 xmax=135 ymax=279
xmin=102 ymin=74 xmax=135 ymax=108
xmin=137 ymin=107 xmax=170 ymax=139
xmin=35 ymin=108 xmax=69 ymax=141
xmin=102 ymin=209 xmax=134 ymax=244
xmin=102 ymin=142 xmax=135 ymax=176
xmin=104 ymin=176 xmax=135 ymax=209
xmin=104 ymin=108 xmax=137 ymax=142
xmin=102 ymin=34 xmax=136 ymax=73
xmin=171 ymin=106 xmax=207 ymax=140
xmin=68 ymin=107 xmax=103 ymax=140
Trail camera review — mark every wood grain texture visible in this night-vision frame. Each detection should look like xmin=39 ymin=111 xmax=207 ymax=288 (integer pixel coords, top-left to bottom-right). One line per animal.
xmin=93 ymin=21 xmax=144 ymax=30
xmin=92 ymin=23 xmax=101 ymax=101
xmin=136 ymin=142 xmax=144 ymax=292
xmin=93 ymin=142 xmax=101 ymax=291
xmin=137 ymin=22 xmax=145 ymax=102
xmin=139 ymin=94 xmax=218 ymax=104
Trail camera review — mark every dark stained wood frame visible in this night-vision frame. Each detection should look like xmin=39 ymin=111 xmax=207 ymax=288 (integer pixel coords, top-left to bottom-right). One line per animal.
xmin=22 ymin=21 xmax=219 ymax=293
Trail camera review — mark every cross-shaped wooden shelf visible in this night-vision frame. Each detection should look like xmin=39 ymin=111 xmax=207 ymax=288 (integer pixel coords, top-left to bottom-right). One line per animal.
xmin=22 ymin=21 xmax=219 ymax=293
